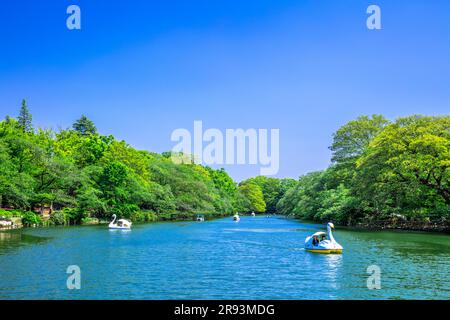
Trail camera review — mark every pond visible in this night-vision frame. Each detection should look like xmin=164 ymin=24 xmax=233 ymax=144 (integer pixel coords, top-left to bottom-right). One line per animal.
xmin=0 ymin=216 xmax=449 ymax=299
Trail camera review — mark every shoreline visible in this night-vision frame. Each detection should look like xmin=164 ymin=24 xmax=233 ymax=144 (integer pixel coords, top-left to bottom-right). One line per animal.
xmin=2 ymin=213 xmax=449 ymax=234
xmin=287 ymin=216 xmax=450 ymax=234
xmin=0 ymin=212 xmax=232 ymax=231
xmin=349 ymin=221 xmax=450 ymax=234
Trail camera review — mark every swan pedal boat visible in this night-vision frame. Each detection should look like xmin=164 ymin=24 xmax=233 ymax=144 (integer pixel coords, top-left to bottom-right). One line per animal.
xmin=233 ymin=214 xmax=240 ymax=222
xmin=109 ymin=214 xmax=132 ymax=230
xmin=304 ymin=222 xmax=343 ymax=254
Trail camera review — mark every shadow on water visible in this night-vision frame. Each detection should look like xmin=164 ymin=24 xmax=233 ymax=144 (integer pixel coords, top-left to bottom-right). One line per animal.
xmin=339 ymin=228 xmax=450 ymax=257
xmin=0 ymin=230 xmax=51 ymax=255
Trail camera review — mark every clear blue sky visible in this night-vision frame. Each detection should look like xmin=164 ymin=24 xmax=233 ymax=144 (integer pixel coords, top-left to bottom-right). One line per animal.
xmin=0 ymin=0 xmax=449 ymax=181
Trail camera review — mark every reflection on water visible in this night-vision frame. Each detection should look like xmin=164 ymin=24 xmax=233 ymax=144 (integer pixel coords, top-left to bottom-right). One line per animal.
xmin=224 ymin=228 xmax=294 ymax=233
xmin=322 ymin=254 xmax=343 ymax=292
xmin=0 ymin=230 xmax=51 ymax=255
xmin=0 ymin=217 xmax=449 ymax=299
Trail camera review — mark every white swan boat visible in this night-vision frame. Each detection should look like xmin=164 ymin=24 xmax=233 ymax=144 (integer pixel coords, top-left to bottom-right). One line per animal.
xmin=304 ymin=222 xmax=343 ymax=254
xmin=251 ymin=211 xmax=256 ymax=217
xmin=108 ymin=214 xmax=132 ymax=230
xmin=196 ymin=214 xmax=205 ymax=222
xmin=233 ymin=213 xmax=240 ymax=222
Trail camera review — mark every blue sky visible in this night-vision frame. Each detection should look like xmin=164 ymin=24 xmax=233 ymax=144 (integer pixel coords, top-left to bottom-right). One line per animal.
xmin=0 ymin=0 xmax=449 ymax=181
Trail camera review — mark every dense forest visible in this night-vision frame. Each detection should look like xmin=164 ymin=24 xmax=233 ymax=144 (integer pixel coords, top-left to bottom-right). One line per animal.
xmin=1 ymin=101 xmax=449 ymax=228
xmin=276 ymin=114 xmax=450 ymax=227
xmin=0 ymin=100 xmax=281 ymax=226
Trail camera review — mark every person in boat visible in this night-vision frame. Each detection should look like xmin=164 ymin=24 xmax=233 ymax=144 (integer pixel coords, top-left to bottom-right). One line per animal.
xmin=320 ymin=234 xmax=327 ymax=242
xmin=312 ymin=235 xmax=319 ymax=246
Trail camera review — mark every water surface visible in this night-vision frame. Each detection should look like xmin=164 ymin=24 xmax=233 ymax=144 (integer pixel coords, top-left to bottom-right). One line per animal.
xmin=0 ymin=216 xmax=449 ymax=299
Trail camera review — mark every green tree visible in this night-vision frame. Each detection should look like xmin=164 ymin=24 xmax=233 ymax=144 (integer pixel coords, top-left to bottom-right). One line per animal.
xmin=241 ymin=176 xmax=297 ymax=213
xmin=330 ymin=114 xmax=388 ymax=165
xmin=356 ymin=115 xmax=450 ymax=217
xmin=238 ymin=182 xmax=266 ymax=212
xmin=18 ymin=99 xmax=33 ymax=133
xmin=73 ymin=115 xmax=97 ymax=136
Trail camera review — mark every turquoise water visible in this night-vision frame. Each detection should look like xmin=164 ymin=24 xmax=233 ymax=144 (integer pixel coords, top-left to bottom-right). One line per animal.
xmin=0 ymin=216 xmax=449 ymax=299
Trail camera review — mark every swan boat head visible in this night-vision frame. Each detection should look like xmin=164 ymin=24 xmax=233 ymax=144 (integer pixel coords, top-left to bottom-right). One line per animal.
xmin=109 ymin=214 xmax=132 ymax=229
xmin=304 ymin=222 xmax=343 ymax=254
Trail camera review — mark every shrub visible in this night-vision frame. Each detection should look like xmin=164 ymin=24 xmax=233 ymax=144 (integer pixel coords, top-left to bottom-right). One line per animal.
xmin=22 ymin=211 xmax=42 ymax=226
xmin=62 ymin=207 xmax=85 ymax=224
xmin=0 ymin=209 xmax=24 ymax=218
xmin=112 ymin=204 xmax=139 ymax=219
xmin=81 ymin=217 xmax=99 ymax=225
xmin=50 ymin=211 xmax=67 ymax=225
xmin=130 ymin=211 xmax=158 ymax=222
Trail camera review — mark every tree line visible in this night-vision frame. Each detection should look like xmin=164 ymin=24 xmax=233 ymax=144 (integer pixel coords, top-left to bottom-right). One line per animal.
xmin=0 ymin=101 xmax=275 ymax=225
xmin=1 ymin=101 xmax=448 ymax=227
xmin=276 ymin=114 xmax=450 ymax=226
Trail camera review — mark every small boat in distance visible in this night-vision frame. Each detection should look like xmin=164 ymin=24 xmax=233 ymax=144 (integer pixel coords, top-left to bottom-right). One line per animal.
xmin=196 ymin=214 xmax=205 ymax=222
xmin=233 ymin=213 xmax=240 ymax=222
xmin=251 ymin=211 xmax=256 ymax=217
xmin=109 ymin=214 xmax=132 ymax=230
xmin=304 ymin=222 xmax=343 ymax=254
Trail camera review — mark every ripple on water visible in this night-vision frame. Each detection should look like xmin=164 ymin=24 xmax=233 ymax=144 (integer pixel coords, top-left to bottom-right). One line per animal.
xmin=0 ymin=217 xmax=449 ymax=299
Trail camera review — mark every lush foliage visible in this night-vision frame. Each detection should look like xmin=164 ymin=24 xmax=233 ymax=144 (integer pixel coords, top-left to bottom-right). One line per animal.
xmin=0 ymin=102 xmax=253 ymax=223
xmin=277 ymin=115 xmax=450 ymax=225
xmin=239 ymin=176 xmax=296 ymax=213
xmin=3 ymin=103 xmax=447 ymax=227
